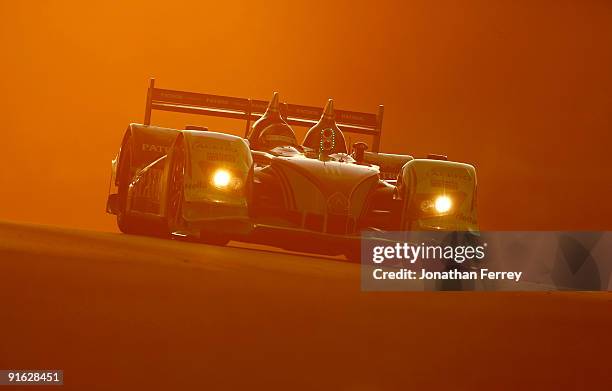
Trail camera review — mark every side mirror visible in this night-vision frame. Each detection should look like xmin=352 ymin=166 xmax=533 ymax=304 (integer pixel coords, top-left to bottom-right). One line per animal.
xmin=353 ymin=142 xmax=369 ymax=163
xmin=427 ymin=153 xmax=448 ymax=161
xmin=185 ymin=125 xmax=209 ymax=131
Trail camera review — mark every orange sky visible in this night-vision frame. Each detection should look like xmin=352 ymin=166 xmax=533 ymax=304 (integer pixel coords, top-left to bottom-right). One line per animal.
xmin=1 ymin=0 xmax=611 ymax=231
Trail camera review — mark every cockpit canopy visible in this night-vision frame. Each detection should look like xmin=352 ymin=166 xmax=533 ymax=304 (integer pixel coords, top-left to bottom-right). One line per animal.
xmin=302 ymin=98 xmax=347 ymax=155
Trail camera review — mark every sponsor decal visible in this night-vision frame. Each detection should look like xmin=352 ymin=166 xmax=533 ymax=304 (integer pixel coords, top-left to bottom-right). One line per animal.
xmin=205 ymin=153 xmax=237 ymax=163
xmin=427 ymin=168 xmax=471 ymax=182
xmin=159 ymin=92 xmax=185 ymax=101
xmin=193 ymin=140 xmax=238 ymax=153
xmin=455 ymin=212 xmax=478 ymax=225
xmin=142 ymin=144 xmax=170 ymax=153
xmin=193 ymin=141 xmax=241 ymax=164
xmin=204 ymin=96 xmax=236 ymax=107
xmin=184 ymin=180 xmax=210 ymax=190
xmin=430 ymin=179 xmax=459 ymax=189
xmin=293 ymin=107 xmax=320 ymax=117
xmin=263 ymin=135 xmax=295 ymax=144
xmin=338 ymin=112 xmax=368 ymax=123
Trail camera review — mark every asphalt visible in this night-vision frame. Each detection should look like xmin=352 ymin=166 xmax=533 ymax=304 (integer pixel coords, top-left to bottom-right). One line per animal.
xmin=0 ymin=221 xmax=610 ymax=390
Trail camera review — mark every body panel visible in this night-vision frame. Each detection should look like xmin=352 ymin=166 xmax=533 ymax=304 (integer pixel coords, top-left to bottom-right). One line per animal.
xmin=397 ymin=159 xmax=478 ymax=232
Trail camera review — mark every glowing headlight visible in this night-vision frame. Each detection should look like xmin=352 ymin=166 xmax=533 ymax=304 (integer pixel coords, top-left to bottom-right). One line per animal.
xmin=434 ymin=195 xmax=452 ymax=213
xmin=212 ymin=169 xmax=231 ymax=188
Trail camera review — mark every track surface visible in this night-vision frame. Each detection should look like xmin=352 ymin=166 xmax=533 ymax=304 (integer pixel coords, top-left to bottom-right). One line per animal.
xmin=0 ymin=221 xmax=611 ymax=390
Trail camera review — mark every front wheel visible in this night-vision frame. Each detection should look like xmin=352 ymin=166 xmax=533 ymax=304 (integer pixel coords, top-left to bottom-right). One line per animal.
xmin=200 ymin=232 xmax=230 ymax=246
xmin=117 ymin=210 xmax=141 ymax=234
xmin=116 ymin=139 xmax=149 ymax=235
xmin=166 ymin=138 xmax=187 ymax=235
xmin=344 ymin=245 xmax=361 ymax=263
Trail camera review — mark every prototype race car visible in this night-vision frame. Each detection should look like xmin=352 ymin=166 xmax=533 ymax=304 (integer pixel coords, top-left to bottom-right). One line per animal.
xmin=106 ymin=79 xmax=478 ymax=258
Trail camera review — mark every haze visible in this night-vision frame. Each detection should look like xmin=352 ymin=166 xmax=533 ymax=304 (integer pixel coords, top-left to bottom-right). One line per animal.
xmin=1 ymin=0 xmax=611 ymax=231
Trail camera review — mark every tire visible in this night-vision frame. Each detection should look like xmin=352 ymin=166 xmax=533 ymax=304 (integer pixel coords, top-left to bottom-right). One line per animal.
xmin=344 ymin=245 xmax=362 ymax=263
xmin=117 ymin=210 xmax=141 ymax=234
xmin=115 ymin=137 xmax=166 ymax=236
xmin=116 ymin=140 xmax=144 ymax=235
xmin=166 ymin=138 xmax=187 ymax=235
xmin=200 ymin=233 xmax=230 ymax=246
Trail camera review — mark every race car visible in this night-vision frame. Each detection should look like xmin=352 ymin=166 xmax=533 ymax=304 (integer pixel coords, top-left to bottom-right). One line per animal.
xmin=106 ymin=79 xmax=478 ymax=258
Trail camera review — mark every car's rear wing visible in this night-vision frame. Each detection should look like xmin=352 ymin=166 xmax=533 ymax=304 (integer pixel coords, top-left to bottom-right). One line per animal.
xmin=143 ymin=79 xmax=385 ymax=152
